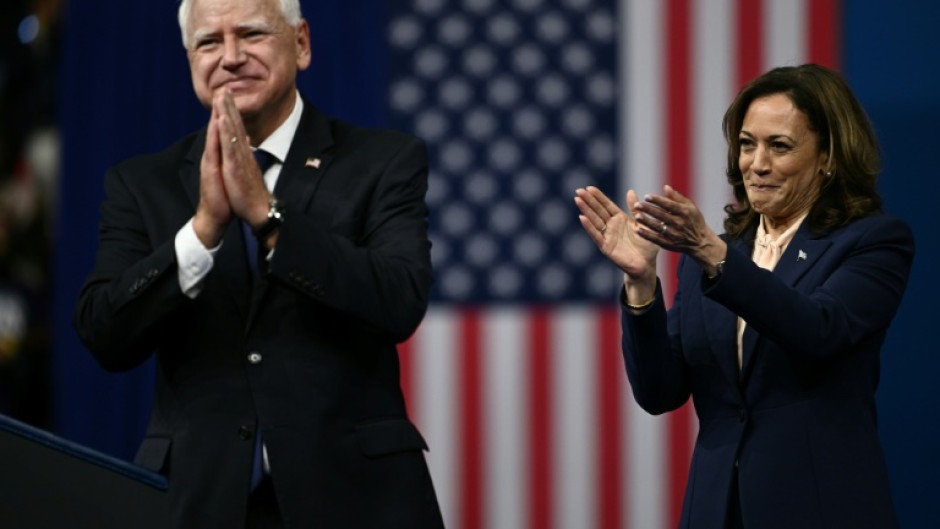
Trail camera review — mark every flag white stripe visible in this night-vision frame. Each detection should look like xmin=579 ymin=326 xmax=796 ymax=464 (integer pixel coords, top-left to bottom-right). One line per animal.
xmin=414 ymin=310 xmax=459 ymax=529
xmin=552 ymin=307 xmax=598 ymax=529
xmin=693 ymin=0 xmax=735 ymax=232
xmin=622 ymin=0 xmax=665 ymax=199
xmin=622 ymin=1 xmax=671 ymax=527
xmin=623 ymin=0 xmax=674 ymax=312
xmin=627 ymin=395 xmax=668 ymax=529
xmin=483 ymin=308 xmax=529 ymax=529
xmin=766 ymin=0 xmax=807 ymax=67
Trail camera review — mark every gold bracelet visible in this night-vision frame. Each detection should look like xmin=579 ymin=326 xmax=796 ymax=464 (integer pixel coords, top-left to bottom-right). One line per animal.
xmin=626 ymin=295 xmax=656 ymax=311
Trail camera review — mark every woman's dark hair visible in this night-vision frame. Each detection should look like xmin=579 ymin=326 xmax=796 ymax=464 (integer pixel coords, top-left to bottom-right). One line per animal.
xmin=721 ymin=63 xmax=882 ymax=237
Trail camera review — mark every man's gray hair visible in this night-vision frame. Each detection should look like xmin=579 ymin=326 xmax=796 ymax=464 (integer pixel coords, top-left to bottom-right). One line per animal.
xmin=178 ymin=0 xmax=303 ymax=49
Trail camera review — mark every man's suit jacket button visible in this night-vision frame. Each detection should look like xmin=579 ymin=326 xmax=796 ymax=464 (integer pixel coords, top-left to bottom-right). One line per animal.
xmin=238 ymin=425 xmax=253 ymax=441
xmin=248 ymin=352 xmax=263 ymax=364
xmin=147 ymin=268 xmax=159 ymax=279
xmin=312 ymin=285 xmax=325 ymax=296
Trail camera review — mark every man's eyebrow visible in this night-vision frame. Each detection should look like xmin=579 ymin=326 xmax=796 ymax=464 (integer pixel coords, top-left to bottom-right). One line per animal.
xmin=190 ymin=29 xmax=218 ymax=43
xmin=189 ymin=21 xmax=274 ymax=43
xmin=235 ymin=21 xmax=274 ymax=32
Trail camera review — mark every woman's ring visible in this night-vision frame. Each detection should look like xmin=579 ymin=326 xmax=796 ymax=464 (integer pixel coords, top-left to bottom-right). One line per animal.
xmin=599 ymin=224 xmax=607 ymax=234
xmin=230 ymin=136 xmax=239 ymax=144
xmin=660 ymin=222 xmax=668 ymax=235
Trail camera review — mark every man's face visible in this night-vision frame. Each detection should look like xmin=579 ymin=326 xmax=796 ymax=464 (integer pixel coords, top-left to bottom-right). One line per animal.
xmin=185 ymin=0 xmax=310 ymax=133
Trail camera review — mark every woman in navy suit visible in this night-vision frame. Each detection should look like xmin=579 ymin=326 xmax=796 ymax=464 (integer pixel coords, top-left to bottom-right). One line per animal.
xmin=575 ymin=64 xmax=913 ymax=529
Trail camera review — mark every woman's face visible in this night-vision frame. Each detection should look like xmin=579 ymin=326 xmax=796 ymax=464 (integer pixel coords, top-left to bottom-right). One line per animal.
xmin=739 ymin=93 xmax=829 ymax=226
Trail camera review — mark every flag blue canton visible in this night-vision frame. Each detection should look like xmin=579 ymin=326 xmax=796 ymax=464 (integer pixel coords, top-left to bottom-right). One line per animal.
xmin=387 ymin=0 xmax=619 ymax=303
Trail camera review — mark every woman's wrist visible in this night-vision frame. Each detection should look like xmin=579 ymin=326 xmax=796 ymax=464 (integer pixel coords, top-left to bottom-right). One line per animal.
xmin=623 ymin=272 xmax=657 ymax=310
xmin=696 ymin=237 xmax=728 ymax=278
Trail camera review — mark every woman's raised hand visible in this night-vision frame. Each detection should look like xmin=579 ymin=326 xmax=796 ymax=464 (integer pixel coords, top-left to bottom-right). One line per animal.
xmin=575 ymin=186 xmax=659 ymax=282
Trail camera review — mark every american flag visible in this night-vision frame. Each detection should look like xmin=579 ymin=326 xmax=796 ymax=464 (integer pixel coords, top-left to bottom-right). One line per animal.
xmin=387 ymin=1 xmax=839 ymax=528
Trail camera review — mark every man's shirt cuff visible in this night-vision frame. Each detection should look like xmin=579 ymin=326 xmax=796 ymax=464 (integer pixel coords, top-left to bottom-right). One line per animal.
xmin=175 ymin=217 xmax=219 ymax=298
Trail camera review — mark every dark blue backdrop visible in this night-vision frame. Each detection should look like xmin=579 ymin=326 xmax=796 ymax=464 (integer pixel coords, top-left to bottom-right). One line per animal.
xmin=52 ymin=1 xmax=939 ymax=527
xmin=842 ymin=3 xmax=940 ymax=526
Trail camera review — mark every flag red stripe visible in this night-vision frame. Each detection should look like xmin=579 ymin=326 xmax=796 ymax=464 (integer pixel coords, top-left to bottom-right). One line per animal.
xmin=460 ymin=311 xmax=483 ymax=529
xmin=665 ymin=0 xmax=692 ymax=201
xmin=665 ymin=1 xmax=693 ymax=527
xmin=529 ymin=309 xmax=552 ymax=529
xmin=664 ymin=0 xmax=691 ymax=306
xmin=809 ymin=0 xmax=840 ymax=67
xmin=597 ymin=305 xmax=623 ymax=529
xmin=736 ymin=0 xmax=763 ymax=89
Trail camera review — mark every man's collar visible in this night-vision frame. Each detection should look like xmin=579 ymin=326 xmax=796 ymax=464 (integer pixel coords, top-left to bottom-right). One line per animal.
xmin=256 ymin=91 xmax=304 ymax=162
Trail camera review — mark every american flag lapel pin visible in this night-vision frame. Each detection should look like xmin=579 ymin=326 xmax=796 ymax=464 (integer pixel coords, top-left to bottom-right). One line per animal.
xmin=305 ymin=157 xmax=321 ymax=169
xmin=798 ymin=249 xmax=807 ymax=261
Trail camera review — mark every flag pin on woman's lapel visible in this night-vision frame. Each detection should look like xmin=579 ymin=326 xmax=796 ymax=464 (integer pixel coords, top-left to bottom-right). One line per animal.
xmin=305 ymin=157 xmax=321 ymax=169
xmin=798 ymin=249 xmax=807 ymax=261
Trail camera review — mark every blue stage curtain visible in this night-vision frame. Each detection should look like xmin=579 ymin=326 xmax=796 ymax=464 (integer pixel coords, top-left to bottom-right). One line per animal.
xmin=53 ymin=0 xmax=386 ymax=460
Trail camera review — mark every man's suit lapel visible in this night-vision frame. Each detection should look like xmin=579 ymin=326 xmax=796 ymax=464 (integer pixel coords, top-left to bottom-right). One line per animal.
xmin=271 ymin=102 xmax=336 ymax=205
xmin=244 ymin=103 xmax=336 ymax=331
xmin=179 ymin=133 xmax=254 ymax=323
xmin=739 ymin=223 xmax=832 ymax=381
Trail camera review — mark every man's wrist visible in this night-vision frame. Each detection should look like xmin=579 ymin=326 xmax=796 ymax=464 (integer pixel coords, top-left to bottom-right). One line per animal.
xmin=253 ymin=196 xmax=285 ymax=243
xmin=192 ymin=212 xmax=224 ymax=249
xmin=176 ymin=218 xmax=217 ymax=298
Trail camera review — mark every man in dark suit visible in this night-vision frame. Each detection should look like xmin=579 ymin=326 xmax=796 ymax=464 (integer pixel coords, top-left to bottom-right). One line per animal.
xmin=73 ymin=0 xmax=444 ymax=527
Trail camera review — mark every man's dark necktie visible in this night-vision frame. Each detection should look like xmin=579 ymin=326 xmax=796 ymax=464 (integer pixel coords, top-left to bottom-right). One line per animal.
xmin=242 ymin=149 xmax=278 ymax=280
xmin=245 ymin=149 xmax=277 ymax=492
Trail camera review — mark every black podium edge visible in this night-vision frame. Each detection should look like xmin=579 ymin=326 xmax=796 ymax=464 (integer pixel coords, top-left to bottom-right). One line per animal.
xmin=0 ymin=414 xmax=168 ymax=491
